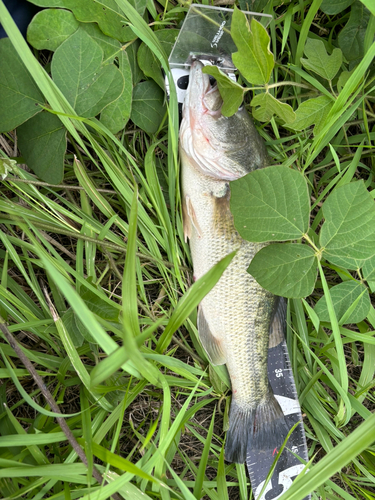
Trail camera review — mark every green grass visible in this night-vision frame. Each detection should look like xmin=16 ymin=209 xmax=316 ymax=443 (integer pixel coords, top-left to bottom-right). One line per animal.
xmin=0 ymin=0 xmax=375 ymax=499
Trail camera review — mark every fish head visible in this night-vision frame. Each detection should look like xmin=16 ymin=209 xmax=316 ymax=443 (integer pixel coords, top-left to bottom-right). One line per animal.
xmin=180 ymin=60 xmax=267 ymax=181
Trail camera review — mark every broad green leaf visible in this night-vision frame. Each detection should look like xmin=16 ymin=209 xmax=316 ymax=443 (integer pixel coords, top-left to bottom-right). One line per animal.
xmin=27 ymin=8 xmax=79 ymax=51
xmin=130 ymin=0 xmax=148 ymax=16
xmin=338 ymin=1 xmax=370 ymax=63
xmin=131 ymin=80 xmax=166 ymax=134
xmin=100 ymin=50 xmax=133 ymax=133
xmin=248 ymin=243 xmax=317 ymax=298
xmin=47 ymin=0 xmax=138 ymax=42
xmin=362 ymin=255 xmax=375 ymax=281
xmin=251 ymin=92 xmax=296 ymax=124
xmin=31 ymin=0 xmax=147 ymax=19
xmin=80 ymin=23 xmax=122 ymax=62
xmin=137 ymin=29 xmax=179 ymax=89
xmin=337 ymin=69 xmax=355 ymax=93
xmin=51 ymin=29 xmax=124 ymax=118
xmin=61 ymin=307 xmax=87 ymax=346
xmin=126 ymin=39 xmax=144 ymax=85
xmin=320 ymin=181 xmax=375 ymax=269
xmin=231 ymin=166 xmax=310 ymax=242
xmin=287 ymin=96 xmax=333 ymax=136
xmin=321 ymin=0 xmax=354 ymax=15
xmin=25 ymin=0 xmax=66 ymax=5
xmin=0 ymin=38 xmax=44 ymax=132
xmin=17 ymin=111 xmax=66 ymax=184
xmin=359 ymin=0 xmax=375 ymax=15
xmin=301 ymin=38 xmax=343 ymax=81
xmin=137 ymin=43 xmax=163 ymax=89
xmin=315 ymin=281 xmax=370 ymax=324
xmin=80 ymin=288 xmax=120 ymax=321
xmin=202 ymin=65 xmax=244 ymax=117
xmin=231 ymin=7 xmax=274 ymax=85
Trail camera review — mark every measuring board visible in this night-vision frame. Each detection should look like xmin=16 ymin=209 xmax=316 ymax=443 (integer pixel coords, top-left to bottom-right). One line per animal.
xmin=247 ymin=335 xmax=310 ymax=500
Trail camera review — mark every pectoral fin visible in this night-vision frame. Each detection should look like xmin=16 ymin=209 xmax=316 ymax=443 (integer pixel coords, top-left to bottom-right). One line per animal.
xmin=269 ymin=296 xmax=287 ymax=348
xmin=182 ymin=196 xmax=192 ymax=242
xmin=198 ymin=307 xmax=226 ymax=365
xmin=183 ymin=195 xmax=202 ymax=242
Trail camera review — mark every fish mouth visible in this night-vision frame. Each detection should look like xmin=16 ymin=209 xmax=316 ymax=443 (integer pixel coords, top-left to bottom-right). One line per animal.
xmin=188 ymin=60 xmax=223 ymax=118
xmin=189 ymin=60 xmax=211 ymax=96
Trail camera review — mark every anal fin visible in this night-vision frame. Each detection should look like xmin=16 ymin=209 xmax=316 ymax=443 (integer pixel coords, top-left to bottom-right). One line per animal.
xmin=198 ymin=307 xmax=226 ymax=365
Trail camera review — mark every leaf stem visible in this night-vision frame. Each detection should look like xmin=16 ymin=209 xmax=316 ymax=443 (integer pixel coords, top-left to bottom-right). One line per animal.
xmin=303 ymin=232 xmax=320 ymax=254
xmin=329 ymin=79 xmax=337 ymax=98
xmin=245 ymin=81 xmax=314 ymax=92
xmin=266 ymin=81 xmax=314 ymax=90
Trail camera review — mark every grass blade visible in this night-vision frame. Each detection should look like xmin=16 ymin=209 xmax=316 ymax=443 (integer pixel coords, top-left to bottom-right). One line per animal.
xmin=194 ymin=409 xmax=216 ymax=500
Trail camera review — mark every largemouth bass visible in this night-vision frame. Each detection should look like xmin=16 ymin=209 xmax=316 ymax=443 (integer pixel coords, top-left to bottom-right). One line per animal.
xmin=180 ymin=60 xmax=287 ymax=464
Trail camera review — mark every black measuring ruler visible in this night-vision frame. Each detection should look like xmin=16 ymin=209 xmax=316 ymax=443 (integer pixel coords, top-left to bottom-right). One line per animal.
xmin=247 ymin=336 xmax=310 ymax=500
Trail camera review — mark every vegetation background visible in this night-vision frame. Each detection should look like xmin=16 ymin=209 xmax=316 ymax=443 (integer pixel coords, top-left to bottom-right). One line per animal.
xmin=0 ymin=0 xmax=375 ymax=499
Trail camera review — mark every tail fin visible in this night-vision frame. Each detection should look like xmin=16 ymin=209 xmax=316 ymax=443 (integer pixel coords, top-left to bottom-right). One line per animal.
xmin=225 ymin=391 xmax=288 ymax=464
